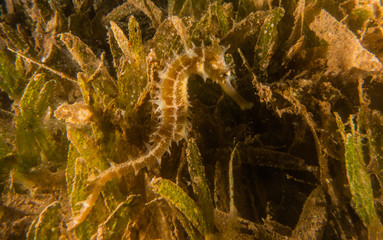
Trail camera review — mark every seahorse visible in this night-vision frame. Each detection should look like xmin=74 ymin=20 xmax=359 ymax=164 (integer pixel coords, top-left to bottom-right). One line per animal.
xmin=68 ymin=43 xmax=253 ymax=229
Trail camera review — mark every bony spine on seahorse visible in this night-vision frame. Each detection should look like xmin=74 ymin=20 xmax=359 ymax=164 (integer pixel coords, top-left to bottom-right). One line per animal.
xmin=68 ymin=43 xmax=253 ymax=229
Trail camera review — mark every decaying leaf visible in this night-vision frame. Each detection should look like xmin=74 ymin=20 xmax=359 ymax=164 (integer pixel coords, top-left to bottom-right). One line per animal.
xmin=309 ymin=9 xmax=382 ymax=73
xmin=291 ymin=187 xmax=328 ymax=240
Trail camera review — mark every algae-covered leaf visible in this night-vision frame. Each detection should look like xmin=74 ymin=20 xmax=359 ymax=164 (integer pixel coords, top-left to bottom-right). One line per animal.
xmin=186 ymin=138 xmax=214 ymax=233
xmin=371 ymin=111 xmax=383 ymax=185
xmin=0 ymin=23 xmax=31 ymax=53
xmin=26 ymin=202 xmax=63 ymax=240
xmin=128 ymin=16 xmax=145 ymax=62
xmin=66 ymin=125 xmax=123 ymax=212
xmin=191 ymin=1 xmax=233 ymax=42
xmin=126 ymin=0 xmax=163 ymax=28
xmin=172 ymin=205 xmax=201 ymax=240
xmin=0 ymin=49 xmax=28 ymax=100
xmin=96 ymin=195 xmax=141 ymax=240
xmin=26 ymin=218 xmax=38 ymax=240
xmin=66 ymin=144 xmax=80 ymax=196
xmin=59 ymin=33 xmax=99 ymax=77
xmin=110 ymin=21 xmax=131 ymax=61
xmin=65 ymin=126 xmax=108 ymax=171
xmin=32 ymin=0 xmax=53 ymax=23
xmin=168 ymin=0 xmax=186 ymax=17
xmin=254 ymin=7 xmax=285 ymax=81
xmin=15 ymin=74 xmax=60 ymax=171
xmin=34 ymin=80 xmax=56 ymax=118
xmin=108 ymin=28 xmax=124 ymax=68
xmin=60 ymin=33 xmax=117 ymax=111
xmin=221 ymin=11 xmax=267 ymax=51
xmin=211 ymin=1 xmax=231 ymax=36
xmin=181 ymin=0 xmax=212 ymax=19
xmin=148 ymin=18 xmax=183 ymax=64
xmin=151 ymin=177 xmax=207 ymax=235
xmin=70 ymin=157 xmax=108 ymax=240
xmin=335 ymin=113 xmax=382 ymax=229
xmin=170 ymin=16 xmax=193 ymax=49
xmin=237 ymin=0 xmax=258 ymax=19
xmin=229 ymin=144 xmax=239 ymax=215
xmin=0 ymin=137 xmax=12 ymax=159
xmin=110 ymin=17 xmax=147 ymax=112
xmin=349 ymin=7 xmax=371 ymax=32
xmin=103 ymin=2 xmax=136 ymax=25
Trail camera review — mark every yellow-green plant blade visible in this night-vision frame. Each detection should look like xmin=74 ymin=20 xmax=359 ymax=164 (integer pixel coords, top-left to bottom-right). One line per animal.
xmin=254 ymin=7 xmax=285 ymax=81
xmin=59 ymin=33 xmax=99 ymax=76
xmin=229 ymin=144 xmax=239 ymax=215
xmin=221 ymin=11 xmax=267 ymax=50
xmin=172 ymin=205 xmax=201 ymax=240
xmin=0 ymin=49 xmax=28 ymax=100
xmin=70 ymin=157 xmax=108 ymax=240
xmin=172 ymin=0 xmax=211 ymax=19
xmin=66 ymin=126 xmax=123 ymax=212
xmin=15 ymin=74 xmax=61 ymax=171
xmin=110 ymin=17 xmax=147 ymax=111
xmin=35 ymin=80 xmax=56 ymax=118
xmin=128 ymin=16 xmax=145 ymax=62
xmin=237 ymin=0 xmax=258 ymax=19
xmin=335 ymin=113 xmax=381 ymax=227
xmin=349 ymin=7 xmax=371 ymax=32
xmin=26 ymin=202 xmax=63 ymax=240
xmin=151 ymin=177 xmax=207 ymax=235
xmin=189 ymin=0 xmax=211 ymax=19
xmin=168 ymin=0 xmax=186 ymax=16
xmin=110 ymin=21 xmax=132 ymax=60
xmin=0 ymin=137 xmax=12 ymax=159
xmin=96 ymin=195 xmax=141 ymax=240
xmin=66 ymin=144 xmax=80 ymax=196
xmin=191 ymin=1 xmax=233 ymax=41
xmin=212 ymin=1 xmax=231 ymax=35
xmin=0 ymin=23 xmax=31 ymax=53
xmin=186 ymin=138 xmax=214 ymax=233
xmin=148 ymin=18 xmax=183 ymax=62
xmin=60 ymin=33 xmax=117 ymax=112
xmin=26 ymin=218 xmax=38 ymax=240
xmin=104 ymin=3 xmax=136 ymax=25
xmin=108 ymin=27 xmax=124 ymax=68
xmin=126 ymin=0 xmax=163 ymax=28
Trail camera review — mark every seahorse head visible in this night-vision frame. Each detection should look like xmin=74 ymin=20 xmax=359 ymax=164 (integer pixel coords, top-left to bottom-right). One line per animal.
xmin=201 ymin=44 xmax=253 ymax=111
xmin=200 ymin=44 xmax=230 ymax=83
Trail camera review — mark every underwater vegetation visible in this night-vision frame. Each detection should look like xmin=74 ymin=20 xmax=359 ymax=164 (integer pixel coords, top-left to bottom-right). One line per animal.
xmin=0 ymin=0 xmax=383 ymax=239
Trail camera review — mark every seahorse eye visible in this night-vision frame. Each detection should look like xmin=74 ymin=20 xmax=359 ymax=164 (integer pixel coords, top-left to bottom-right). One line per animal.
xmin=222 ymin=69 xmax=231 ymax=77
